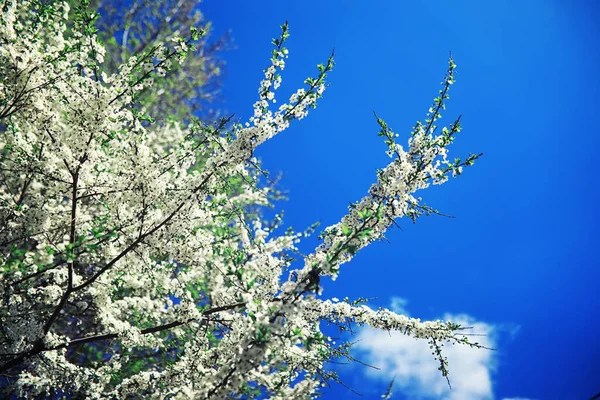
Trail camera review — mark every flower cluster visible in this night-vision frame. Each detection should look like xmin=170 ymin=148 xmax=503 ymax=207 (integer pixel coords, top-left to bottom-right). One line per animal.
xmin=0 ymin=1 xmax=483 ymax=398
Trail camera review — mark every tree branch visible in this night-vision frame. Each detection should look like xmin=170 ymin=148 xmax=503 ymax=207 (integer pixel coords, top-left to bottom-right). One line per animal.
xmin=0 ymin=302 xmax=245 ymax=373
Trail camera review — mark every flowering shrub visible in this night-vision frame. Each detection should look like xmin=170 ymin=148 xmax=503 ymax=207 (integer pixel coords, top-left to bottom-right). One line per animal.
xmin=0 ymin=1 xmax=484 ymax=398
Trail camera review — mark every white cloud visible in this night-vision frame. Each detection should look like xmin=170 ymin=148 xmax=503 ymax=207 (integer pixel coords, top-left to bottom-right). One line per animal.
xmin=353 ymin=311 xmax=498 ymax=400
xmin=389 ymin=296 xmax=410 ymax=316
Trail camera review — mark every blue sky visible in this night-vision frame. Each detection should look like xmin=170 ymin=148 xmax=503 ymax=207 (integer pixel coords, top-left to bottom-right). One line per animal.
xmin=199 ymin=1 xmax=600 ymax=399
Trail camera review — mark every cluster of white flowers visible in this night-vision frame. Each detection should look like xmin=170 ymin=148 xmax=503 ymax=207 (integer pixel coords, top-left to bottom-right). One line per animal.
xmin=0 ymin=2 xmax=483 ymax=398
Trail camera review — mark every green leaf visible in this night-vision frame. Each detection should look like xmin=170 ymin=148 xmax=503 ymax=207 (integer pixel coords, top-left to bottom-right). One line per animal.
xmin=341 ymin=224 xmax=352 ymax=237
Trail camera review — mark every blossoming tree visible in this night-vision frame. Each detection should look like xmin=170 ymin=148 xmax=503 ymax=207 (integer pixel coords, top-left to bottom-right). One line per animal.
xmin=78 ymin=0 xmax=229 ymax=122
xmin=0 ymin=1 xmax=485 ymax=398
